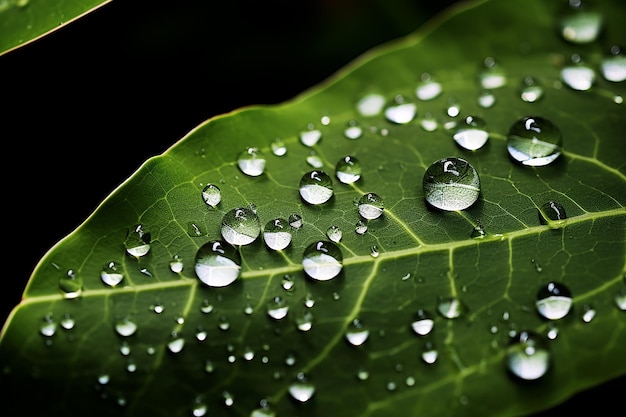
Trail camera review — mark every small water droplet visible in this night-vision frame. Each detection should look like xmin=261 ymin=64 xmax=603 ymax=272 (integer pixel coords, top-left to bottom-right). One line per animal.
xmin=237 ymin=147 xmax=266 ymax=177
xmin=169 ymin=254 xmax=184 ymax=273
xmin=479 ymin=57 xmax=507 ymax=89
xmin=355 ymin=220 xmax=368 ymax=235
xmin=194 ymin=240 xmax=242 ymax=287
xmin=187 ymin=222 xmax=204 ymax=237
xmin=506 ymin=330 xmax=551 ymax=380
xmin=306 ymin=152 xmax=324 ymax=168
xmin=200 ymin=299 xmax=214 ymax=314
xmin=581 ymin=304 xmax=596 ymax=323
xmin=470 ymin=221 xmax=486 ymax=239
xmin=437 ymin=296 xmax=467 ymax=319
xmin=295 ymin=310 xmax=314 ymax=332
xmin=120 ymin=341 xmax=131 ymax=355
xmin=192 ymin=397 xmax=208 ymax=417
xmin=536 ymin=281 xmax=573 ymax=320
xmin=453 ymin=115 xmax=489 ymax=150
xmin=422 ymin=342 xmax=439 ymax=364
xmin=384 ymin=95 xmax=417 ymax=124
xmin=423 ymin=157 xmax=481 ymax=211
xmin=356 ymin=366 xmax=369 ymax=381
xmin=370 ymin=245 xmax=379 ymax=258
xmin=415 ymin=73 xmax=442 ymax=100
xmin=195 ymin=326 xmax=208 ymax=341
xmin=357 ymin=93 xmax=386 ymax=117
xmin=271 ymin=137 xmax=287 ymax=156
xmin=60 ymin=313 xmax=75 ymax=330
xmin=39 ymin=314 xmax=57 ymax=337
xmin=281 ymin=274 xmax=295 ymax=292
xmin=302 ymin=240 xmax=343 ymax=281
xmin=201 ymin=183 xmax=221 ymax=207
xmin=97 ymin=373 xmax=110 ymax=385
xmin=58 ymin=269 xmax=82 ymax=299
xmin=520 ymin=76 xmax=544 ymax=102
xmin=420 ymin=113 xmax=439 ymax=131
xmin=344 ymin=120 xmax=363 ymax=139
xmin=221 ymin=207 xmax=261 ymax=246
xmin=538 ymin=201 xmax=567 ymax=227
xmin=289 ymin=213 xmax=303 ymax=229
xmin=299 ymin=170 xmax=334 ymax=205
xmin=326 ymin=225 xmax=343 ymax=243
xmin=115 ymin=316 xmax=138 ymax=337
xmin=477 ymin=90 xmax=496 ymax=108
xmin=124 ymin=224 xmax=151 ymax=257
xmin=506 ymin=116 xmax=563 ymax=166
xmin=204 ymin=360 xmax=215 ymax=373
xmin=345 ymin=319 xmax=369 ymax=346
xmin=601 ymin=45 xmax=626 ymax=82
xmin=561 ymin=58 xmax=596 ymax=91
xmin=358 ymin=192 xmax=384 ymax=220
xmin=411 ymin=309 xmax=434 ymax=336
xmin=614 ymin=289 xmax=626 ymax=310
xmin=304 ymin=293 xmax=315 ymax=308
xmin=445 ymin=98 xmax=461 ymax=117
xmin=267 ymin=296 xmax=289 ymax=320
xmin=251 ymin=400 xmax=276 ymax=417
xmin=299 ymin=127 xmax=322 ymax=147
xmin=559 ymin=2 xmax=604 ymax=44
xmin=335 ymin=155 xmax=362 ymax=184
xmin=288 ymin=372 xmax=316 ymax=402
xmin=263 ymin=218 xmax=292 ymax=251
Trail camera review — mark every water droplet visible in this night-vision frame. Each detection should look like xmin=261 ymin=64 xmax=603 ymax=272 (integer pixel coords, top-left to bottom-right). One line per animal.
xmin=304 ymin=293 xmax=316 ymax=308
xmin=506 ymin=330 xmax=551 ymax=380
xmin=536 ymin=282 xmax=573 ymax=320
xmin=479 ymin=57 xmax=507 ymax=89
xmin=299 ymin=127 xmax=322 ymax=147
xmin=506 ymin=116 xmax=563 ymax=166
xmin=289 ymin=213 xmax=303 ymax=229
xmin=581 ymin=304 xmax=596 ymax=323
xmin=115 ymin=316 xmax=138 ymax=337
xmin=520 ymin=76 xmax=544 ymax=102
xmin=470 ymin=221 xmax=486 ymax=239
xmin=39 ymin=314 xmax=57 ymax=337
xmin=415 ymin=73 xmax=442 ymax=100
xmin=222 ymin=391 xmax=234 ymax=407
xmin=335 ymin=155 xmax=362 ymax=184
xmin=326 ymin=225 xmax=343 ymax=243
xmin=267 ymin=296 xmax=289 ymax=320
xmin=237 ymin=147 xmax=266 ymax=177
xmin=221 ymin=207 xmax=261 ymax=245
xmin=345 ymin=319 xmax=369 ymax=346
xmin=559 ymin=3 xmax=603 ymax=44
xmin=120 ymin=341 xmax=131 ymax=355
xmin=422 ymin=342 xmax=439 ymax=364
xmin=423 ymin=157 xmax=481 ymax=211
xmin=204 ymin=360 xmax=215 ymax=373
xmin=370 ymin=245 xmax=379 ymax=258
xmin=201 ymin=184 xmax=221 ymax=208
xmin=124 ymin=224 xmax=151 ymax=257
xmin=288 ymin=372 xmax=316 ymax=402
xmin=295 ymin=310 xmax=314 ymax=331
xmin=356 ymin=366 xmax=370 ymax=380
xmin=357 ymin=93 xmax=386 ymax=117
xmin=453 ymin=115 xmax=489 ymax=150
xmin=601 ymin=46 xmax=626 ymax=82
xmin=281 ymin=274 xmax=295 ymax=292
xmin=445 ymin=98 xmax=461 ymax=117
xmin=299 ymin=170 xmax=334 ymax=205
xmin=420 ymin=113 xmax=439 ymax=131
xmin=263 ymin=218 xmax=292 ymax=251
xmin=306 ymin=152 xmax=324 ymax=168
xmin=561 ymin=60 xmax=596 ymax=91
xmin=58 ymin=269 xmax=82 ymax=299
xmin=192 ymin=397 xmax=208 ymax=417
xmin=437 ymin=296 xmax=467 ymax=319
xmin=538 ymin=201 xmax=567 ymax=227
xmin=194 ymin=240 xmax=242 ymax=287
xmin=251 ymin=401 xmax=276 ymax=417
xmin=100 ymin=261 xmax=124 ymax=287
xmin=271 ymin=137 xmax=287 ymax=156
xmin=320 ymin=115 xmax=331 ymax=126
xmin=615 ymin=289 xmax=626 ymax=310
xmin=384 ymin=95 xmax=417 ymax=124
xmin=344 ymin=120 xmax=363 ymax=139
xmin=187 ymin=222 xmax=204 ymax=237
xmin=302 ymin=240 xmax=343 ymax=281
xmin=97 ymin=373 xmax=110 ymax=385
xmin=60 ymin=313 xmax=75 ymax=330
xmin=200 ymin=299 xmax=214 ymax=314
xmin=355 ymin=220 xmax=368 ymax=235
xmin=358 ymin=192 xmax=384 ymax=220
xmin=195 ymin=326 xmax=208 ymax=341
xmin=411 ymin=309 xmax=434 ymax=336
xmin=477 ymin=90 xmax=496 ymax=108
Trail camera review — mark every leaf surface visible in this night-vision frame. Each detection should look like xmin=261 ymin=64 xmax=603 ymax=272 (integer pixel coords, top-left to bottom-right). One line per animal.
xmin=1 ymin=1 xmax=625 ymax=417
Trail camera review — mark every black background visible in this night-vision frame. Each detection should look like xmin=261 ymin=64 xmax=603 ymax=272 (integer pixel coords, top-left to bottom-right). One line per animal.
xmin=1 ymin=0 xmax=623 ymax=413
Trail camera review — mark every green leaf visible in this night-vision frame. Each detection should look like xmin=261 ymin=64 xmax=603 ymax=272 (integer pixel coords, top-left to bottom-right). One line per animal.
xmin=0 ymin=0 xmax=109 ymax=56
xmin=1 ymin=0 xmax=625 ymax=416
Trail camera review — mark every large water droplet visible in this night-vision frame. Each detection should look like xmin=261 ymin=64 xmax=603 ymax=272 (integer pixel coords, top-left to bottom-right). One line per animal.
xmin=335 ymin=155 xmax=362 ymax=184
xmin=415 ymin=73 xmax=442 ymax=100
xmin=288 ymin=372 xmax=316 ymax=402
xmin=358 ymin=192 xmax=384 ymax=219
xmin=384 ymin=95 xmax=417 ymax=124
xmin=345 ymin=318 xmax=369 ymax=346
xmin=453 ymin=115 xmax=489 ymax=150
xmin=506 ymin=116 xmax=563 ymax=166
xmin=237 ymin=147 xmax=266 ymax=177
xmin=194 ymin=240 xmax=242 ymax=287
xmin=263 ymin=218 xmax=292 ymax=251
xmin=506 ymin=330 xmax=551 ymax=380
xmin=601 ymin=46 xmax=626 ymax=82
xmin=357 ymin=93 xmax=386 ymax=117
xmin=559 ymin=2 xmax=604 ymax=44
xmin=423 ymin=157 xmax=481 ymax=211
xmin=221 ymin=207 xmax=261 ymax=245
xmin=101 ymin=261 xmax=124 ymax=287
xmin=124 ymin=224 xmax=151 ymax=257
xmin=536 ymin=282 xmax=573 ymax=320
xmin=302 ymin=240 xmax=343 ymax=281
xmin=299 ymin=170 xmax=334 ymax=205
xmin=201 ymin=184 xmax=221 ymax=207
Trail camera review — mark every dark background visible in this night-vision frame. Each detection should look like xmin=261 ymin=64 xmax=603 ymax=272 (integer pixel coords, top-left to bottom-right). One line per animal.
xmin=1 ymin=0 xmax=623 ymax=413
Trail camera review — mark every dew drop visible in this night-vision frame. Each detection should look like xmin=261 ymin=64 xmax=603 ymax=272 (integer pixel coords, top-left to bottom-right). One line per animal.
xmin=221 ymin=207 xmax=261 ymax=246
xmin=422 ymin=342 xmax=439 ymax=364
xmin=357 ymin=192 xmax=384 ymax=220
xmin=581 ymin=304 xmax=596 ymax=323
xmin=479 ymin=57 xmax=507 ymax=89
xmin=200 ymin=299 xmax=214 ymax=314
xmin=289 ymin=213 xmax=303 ymax=229
xmin=423 ymin=157 xmax=480 ymax=211
xmin=559 ymin=2 xmax=604 ymax=44
xmin=39 ymin=314 xmax=57 ymax=337
xmin=470 ymin=221 xmax=486 ymax=239
xmin=601 ymin=46 xmax=626 ymax=82
xmin=299 ymin=170 xmax=334 ymax=205
xmin=267 ymin=296 xmax=289 ymax=320
xmin=411 ymin=309 xmax=434 ymax=336
xmin=536 ymin=281 xmax=573 ymax=320
xmin=288 ymin=372 xmax=316 ymax=403
xmin=335 ymin=155 xmax=362 ymax=184
xmin=344 ymin=120 xmax=363 ymax=139
xmin=357 ymin=93 xmax=386 ymax=117
xmin=271 ymin=137 xmax=287 ymax=156
xmin=306 ymin=152 xmax=324 ymax=168
xmin=615 ymin=289 xmax=626 ymax=310
xmin=384 ymin=95 xmax=417 ymax=124
xmin=194 ymin=240 xmax=242 ymax=287
xmin=506 ymin=330 xmax=551 ymax=380
xmin=97 ymin=373 xmax=110 ymax=385
xmin=302 ymin=240 xmax=343 ymax=281
xmin=370 ymin=245 xmax=379 ymax=258
xmin=437 ymin=296 xmax=467 ymax=319
xmin=420 ymin=113 xmax=439 ymax=131
xmin=453 ymin=115 xmax=489 ymax=150
xmin=561 ymin=60 xmax=596 ymax=91
xmin=299 ymin=127 xmax=322 ymax=147
xmin=538 ymin=201 xmax=567 ymax=227
xmin=251 ymin=401 xmax=276 ymax=417
xmin=222 ymin=391 xmax=234 ymax=407
xmin=100 ymin=261 xmax=124 ymax=287
xmin=415 ymin=73 xmax=442 ymax=100
xmin=124 ymin=224 xmax=151 ymax=257
xmin=237 ymin=147 xmax=266 ymax=177
xmin=59 ymin=269 xmax=82 ymax=299
xmin=263 ymin=218 xmax=292 ymax=251
xmin=60 ymin=313 xmax=75 ymax=330
xmin=295 ymin=310 xmax=314 ymax=332
xmin=115 ymin=316 xmax=138 ymax=337
xmin=326 ymin=225 xmax=343 ymax=243
xmin=195 ymin=327 xmax=208 ymax=342
xmin=201 ymin=184 xmax=221 ymax=207
xmin=506 ymin=116 xmax=563 ymax=166
xmin=520 ymin=76 xmax=544 ymax=103
xmin=187 ymin=222 xmax=204 ymax=237
xmin=345 ymin=319 xmax=369 ymax=346
xmin=120 ymin=341 xmax=131 ymax=355
xmin=445 ymin=98 xmax=461 ymax=117
xmin=356 ymin=367 xmax=370 ymax=381
xmin=355 ymin=220 xmax=368 ymax=235
xmin=282 ymin=274 xmax=295 ymax=291
xmin=304 ymin=293 xmax=316 ymax=308
xmin=169 ymin=254 xmax=184 ymax=273
xmin=192 ymin=398 xmax=208 ymax=417
xmin=477 ymin=90 xmax=496 ymax=108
